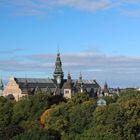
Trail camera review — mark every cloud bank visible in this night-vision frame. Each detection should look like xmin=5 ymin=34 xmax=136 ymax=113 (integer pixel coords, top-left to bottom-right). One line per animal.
xmin=1 ymin=0 xmax=140 ymax=17
xmin=0 ymin=50 xmax=140 ymax=87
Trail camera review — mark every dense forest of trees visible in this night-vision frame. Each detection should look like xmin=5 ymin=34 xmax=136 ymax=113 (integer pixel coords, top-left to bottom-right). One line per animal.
xmin=0 ymin=91 xmax=140 ymax=140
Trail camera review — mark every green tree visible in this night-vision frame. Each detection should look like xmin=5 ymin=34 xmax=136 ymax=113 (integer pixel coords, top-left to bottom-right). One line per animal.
xmin=0 ymin=97 xmax=13 ymax=131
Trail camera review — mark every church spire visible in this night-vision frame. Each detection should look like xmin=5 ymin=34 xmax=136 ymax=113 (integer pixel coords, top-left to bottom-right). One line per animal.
xmin=53 ymin=49 xmax=64 ymax=85
xmin=57 ymin=46 xmax=60 ymax=55
xmin=103 ymin=81 xmax=110 ymax=95
xmin=67 ymin=72 xmax=71 ymax=82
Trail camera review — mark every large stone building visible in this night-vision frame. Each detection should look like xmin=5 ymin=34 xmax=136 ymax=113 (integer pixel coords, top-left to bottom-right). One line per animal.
xmin=3 ymin=51 xmax=100 ymax=101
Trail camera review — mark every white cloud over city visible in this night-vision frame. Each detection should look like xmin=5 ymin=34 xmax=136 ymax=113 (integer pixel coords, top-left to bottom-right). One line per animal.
xmin=0 ymin=0 xmax=140 ymax=16
xmin=0 ymin=50 xmax=140 ymax=87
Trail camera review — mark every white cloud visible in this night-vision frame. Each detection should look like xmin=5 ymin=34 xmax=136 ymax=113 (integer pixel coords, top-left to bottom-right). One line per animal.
xmin=121 ymin=9 xmax=140 ymax=17
xmin=1 ymin=0 xmax=140 ymax=17
xmin=1 ymin=51 xmax=140 ymax=87
xmin=56 ymin=0 xmax=112 ymax=11
xmin=0 ymin=48 xmax=26 ymax=54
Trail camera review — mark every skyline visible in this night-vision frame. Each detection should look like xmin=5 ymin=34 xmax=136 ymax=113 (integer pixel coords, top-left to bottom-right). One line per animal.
xmin=0 ymin=0 xmax=140 ymax=87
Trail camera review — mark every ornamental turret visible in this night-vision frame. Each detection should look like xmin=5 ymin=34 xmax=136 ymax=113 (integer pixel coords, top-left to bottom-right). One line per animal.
xmin=53 ymin=49 xmax=64 ymax=86
xmin=103 ymin=81 xmax=110 ymax=96
xmin=67 ymin=72 xmax=71 ymax=82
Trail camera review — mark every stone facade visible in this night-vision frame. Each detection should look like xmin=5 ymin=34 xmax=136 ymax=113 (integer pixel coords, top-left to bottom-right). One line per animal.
xmin=64 ymin=89 xmax=73 ymax=99
xmin=3 ymin=76 xmax=27 ymax=101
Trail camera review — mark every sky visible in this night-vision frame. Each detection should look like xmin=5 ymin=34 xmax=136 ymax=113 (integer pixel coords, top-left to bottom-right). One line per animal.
xmin=0 ymin=0 xmax=140 ymax=88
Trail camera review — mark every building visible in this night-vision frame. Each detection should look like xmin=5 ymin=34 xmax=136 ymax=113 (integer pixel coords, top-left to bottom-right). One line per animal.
xmin=97 ymin=89 xmax=107 ymax=106
xmin=3 ymin=76 xmax=57 ymax=101
xmin=97 ymin=98 xmax=107 ymax=106
xmin=3 ymin=51 xmax=100 ymax=101
xmin=103 ymin=81 xmax=112 ymax=96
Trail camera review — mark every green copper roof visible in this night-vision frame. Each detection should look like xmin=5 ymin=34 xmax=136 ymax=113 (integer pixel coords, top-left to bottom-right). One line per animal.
xmin=53 ymin=51 xmax=64 ymax=80
xmin=97 ymin=98 xmax=106 ymax=106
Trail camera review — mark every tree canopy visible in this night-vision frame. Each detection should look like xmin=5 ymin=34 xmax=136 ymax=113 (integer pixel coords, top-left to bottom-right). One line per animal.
xmin=0 ymin=91 xmax=140 ymax=140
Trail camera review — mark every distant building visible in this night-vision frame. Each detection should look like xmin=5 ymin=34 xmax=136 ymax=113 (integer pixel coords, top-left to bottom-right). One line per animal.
xmin=97 ymin=98 xmax=107 ymax=106
xmin=3 ymin=76 xmax=56 ymax=101
xmin=63 ymin=72 xmax=74 ymax=99
xmin=97 ymin=90 xmax=107 ymax=106
xmin=103 ymin=81 xmax=112 ymax=97
xmin=3 ymin=50 xmax=100 ymax=101
xmin=136 ymin=87 xmax=140 ymax=91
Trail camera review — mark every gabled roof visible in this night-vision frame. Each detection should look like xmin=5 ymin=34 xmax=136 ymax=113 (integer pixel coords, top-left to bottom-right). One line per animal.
xmin=15 ymin=78 xmax=53 ymax=84
xmin=72 ymin=79 xmax=100 ymax=88
xmin=14 ymin=78 xmax=57 ymax=94
xmin=13 ymin=77 xmax=100 ymax=95
xmin=63 ymin=81 xmax=73 ymax=89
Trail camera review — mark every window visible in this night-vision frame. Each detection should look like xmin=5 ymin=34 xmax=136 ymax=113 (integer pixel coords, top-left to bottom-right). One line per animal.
xmin=65 ymin=90 xmax=69 ymax=94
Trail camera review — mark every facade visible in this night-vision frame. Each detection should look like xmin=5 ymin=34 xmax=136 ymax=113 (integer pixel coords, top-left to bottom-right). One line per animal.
xmin=3 ymin=76 xmax=26 ymax=101
xmin=63 ymin=73 xmax=74 ymax=99
xmin=3 ymin=51 xmax=100 ymax=101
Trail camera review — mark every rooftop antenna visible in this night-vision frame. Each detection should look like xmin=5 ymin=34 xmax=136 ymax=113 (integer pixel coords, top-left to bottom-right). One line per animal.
xmin=10 ymin=74 xmax=14 ymax=80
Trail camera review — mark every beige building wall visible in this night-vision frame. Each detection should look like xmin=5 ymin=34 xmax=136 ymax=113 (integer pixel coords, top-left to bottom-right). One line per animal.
xmin=64 ymin=89 xmax=72 ymax=99
xmin=3 ymin=77 xmax=26 ymax=101
xmin=104 ymin=92 xmax=109 ymax=96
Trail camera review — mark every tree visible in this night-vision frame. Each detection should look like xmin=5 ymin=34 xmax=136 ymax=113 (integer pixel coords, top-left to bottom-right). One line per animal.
xmin=11 ymin=128 xmax=60 ymax=140
xmin=0 ymin=97 xmax=13 ymax=131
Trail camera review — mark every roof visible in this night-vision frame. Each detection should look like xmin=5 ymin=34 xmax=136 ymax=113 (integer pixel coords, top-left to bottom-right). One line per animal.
xmin=14 ymin=78 xmax=57 ymax=94
xmin=15 ymin=78 xmax=53 ymax=83
xmin=14 ymin=77 xmax=100 ymax=95
xmin=63 ymin=81 xmax=72 ymax=89
xmin=97 ymin=98 xmax=106 ymax=106
xmin=73 ymin=79 xmax=100 ymax=89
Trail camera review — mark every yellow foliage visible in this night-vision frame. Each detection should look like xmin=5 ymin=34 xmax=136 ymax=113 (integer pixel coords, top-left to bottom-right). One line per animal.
xmin=40 ymin=108 xmax=53 ymax=126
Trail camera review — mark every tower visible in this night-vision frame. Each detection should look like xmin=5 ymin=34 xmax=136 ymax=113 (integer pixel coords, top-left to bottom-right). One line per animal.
xmin=63 ymin=72 xmax=73 ymax=99
xmin=53 ymin=49 xmax=64 ymax=86
xmin=78 ymin=72 xmax=84 ymax=93
xmin=103 ymin=81 xmax=110 ymax=96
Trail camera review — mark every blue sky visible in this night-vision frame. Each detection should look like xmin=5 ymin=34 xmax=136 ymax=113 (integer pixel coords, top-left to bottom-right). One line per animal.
xmin=0 ymin=0 xmax=140 ymax=87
